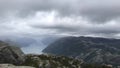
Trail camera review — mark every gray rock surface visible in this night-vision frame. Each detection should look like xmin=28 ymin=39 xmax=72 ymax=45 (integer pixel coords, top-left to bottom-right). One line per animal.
xmin=0 ymin=64 xmax=35 ymax=68
xmin=0 ymin=41 xmax=25 ymax=65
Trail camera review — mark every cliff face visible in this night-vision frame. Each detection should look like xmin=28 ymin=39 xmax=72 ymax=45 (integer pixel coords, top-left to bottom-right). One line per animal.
xmin=43 ymin=36 xmax=120 ymax=65
xmin=0 ymin=41 xmax=25 ymax=65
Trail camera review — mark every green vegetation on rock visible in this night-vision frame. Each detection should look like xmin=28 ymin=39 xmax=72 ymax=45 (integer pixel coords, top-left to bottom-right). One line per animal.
xmin=23 ymin=54 xmax=112 ymax=68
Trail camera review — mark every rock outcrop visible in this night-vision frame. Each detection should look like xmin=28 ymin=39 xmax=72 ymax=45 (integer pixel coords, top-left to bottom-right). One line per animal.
xmin=0 ymin=41 xmax=25 ymax=65
xmin=23 ymin=54 xmax=111 ymax=68
xmin=0 ymin=64 xmax=35 ymax=68
xmin=24 ymin=54 xmax=83 ymax=68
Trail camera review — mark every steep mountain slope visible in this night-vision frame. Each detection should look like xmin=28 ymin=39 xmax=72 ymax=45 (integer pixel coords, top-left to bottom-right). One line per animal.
xmin=0 ymin=41 xmax=25 ymax=65
xmin=43 ymin=36 xmax=120 ymax=66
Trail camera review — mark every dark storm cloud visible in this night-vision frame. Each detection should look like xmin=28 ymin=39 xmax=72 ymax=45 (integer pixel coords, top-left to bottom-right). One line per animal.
xmin=0 ymin=0 xmax=78 ymax=18
xmin=31 ymin=24 xmax=78 ymax=32
xmin=81 ymin=6 xmax=120 ymax=22
xmin=1 ymin=0 xmax=120 ymax=22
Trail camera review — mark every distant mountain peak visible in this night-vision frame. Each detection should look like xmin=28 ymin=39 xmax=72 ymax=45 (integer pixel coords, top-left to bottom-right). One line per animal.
xmin=43 ymin=36 xmax=120 ymax=66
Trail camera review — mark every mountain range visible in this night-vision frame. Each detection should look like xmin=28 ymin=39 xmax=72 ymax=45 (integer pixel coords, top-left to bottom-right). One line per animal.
xmin=0 ymin=40 xmax=111 ymax=68
xmin=43 ymin=36 xmax=120 ymax=66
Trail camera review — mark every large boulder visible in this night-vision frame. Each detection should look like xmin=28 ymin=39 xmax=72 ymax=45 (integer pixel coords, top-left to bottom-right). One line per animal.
xmin=0 ymin=41 xmax=25 ymax=65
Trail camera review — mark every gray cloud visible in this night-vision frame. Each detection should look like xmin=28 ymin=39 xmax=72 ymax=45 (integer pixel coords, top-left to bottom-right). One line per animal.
xmin=1 ymin=0 xmax=120 ymax=54
xmin=0 ymin=0 xmax=120 ymax=38
xmin=1 ymin=0 xmax=120 ymax=22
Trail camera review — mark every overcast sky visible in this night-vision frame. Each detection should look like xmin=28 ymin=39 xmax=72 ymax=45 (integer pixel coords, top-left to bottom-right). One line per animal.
xmin=1 ymin=0 xmax=120 ymax=38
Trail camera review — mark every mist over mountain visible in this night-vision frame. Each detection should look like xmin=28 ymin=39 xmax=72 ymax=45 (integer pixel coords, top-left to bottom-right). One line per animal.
xmin=0 ymin=36 xmax=59 ymax=54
